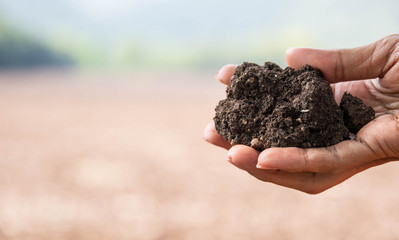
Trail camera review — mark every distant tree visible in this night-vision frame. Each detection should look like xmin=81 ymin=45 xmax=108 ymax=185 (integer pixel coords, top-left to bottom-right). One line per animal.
xmin=0 ymin=21 xmax=73 ymax=69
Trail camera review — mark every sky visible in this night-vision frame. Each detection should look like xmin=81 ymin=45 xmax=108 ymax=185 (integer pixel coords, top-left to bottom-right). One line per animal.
xmin=69 ymin=0 xmax=167 ymax=19
xmin=0 ymin=0 xmax=398 ymax=69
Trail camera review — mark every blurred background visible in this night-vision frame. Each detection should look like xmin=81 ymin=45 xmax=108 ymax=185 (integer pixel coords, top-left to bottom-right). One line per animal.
xmin=0 ymin=0 xmax=399 ymax=239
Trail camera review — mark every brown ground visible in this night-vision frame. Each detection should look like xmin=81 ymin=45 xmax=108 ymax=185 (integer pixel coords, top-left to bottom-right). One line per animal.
xmin=0 ymin=70 xmax=398 ymax=240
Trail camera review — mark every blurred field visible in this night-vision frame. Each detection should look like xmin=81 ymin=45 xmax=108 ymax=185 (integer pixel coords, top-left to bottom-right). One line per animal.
xmin=0 ymin=71 xmax=398 ymax=240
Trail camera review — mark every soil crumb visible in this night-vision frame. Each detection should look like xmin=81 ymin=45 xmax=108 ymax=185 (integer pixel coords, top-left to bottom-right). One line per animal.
xmin=340 ymin=92 xmax=375 ymax=133
xmin=214 ymin=62 xmax=375 ymax=151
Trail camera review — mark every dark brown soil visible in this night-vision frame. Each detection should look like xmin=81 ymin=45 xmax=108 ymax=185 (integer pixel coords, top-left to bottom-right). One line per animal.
xmin=214 ymin=62 xmax=375 ymax=151
xmin=340 ymin=92 xmax=375 ymax=133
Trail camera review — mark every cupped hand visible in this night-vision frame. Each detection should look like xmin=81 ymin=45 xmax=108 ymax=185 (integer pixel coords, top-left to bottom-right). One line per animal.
xmin=204 ymin=34 xmax=399 ymax=194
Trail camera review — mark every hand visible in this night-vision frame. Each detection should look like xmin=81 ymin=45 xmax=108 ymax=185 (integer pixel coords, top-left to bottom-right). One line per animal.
xmin=204 ymin=34 xmax=399 ymax=194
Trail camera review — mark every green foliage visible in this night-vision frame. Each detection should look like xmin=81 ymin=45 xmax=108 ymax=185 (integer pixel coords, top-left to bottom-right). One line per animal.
xmin=0 ymin=19 xmax=313 ymax=71
xmin=0 ymin=21 xmax=73 ymax=69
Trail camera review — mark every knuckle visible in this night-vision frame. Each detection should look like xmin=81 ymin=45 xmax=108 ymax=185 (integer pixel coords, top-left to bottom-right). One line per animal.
xmin=371 ymin=34 xmax=399 ymax=78
xmin=334 ymin=50 xmax=345 ymax=81
xmin=381 ymin=34 xmax=399 ymax=45
xmin=304 ymin=148 xmax=336 ymax=173
xmin=300 ymin=148 xmax=311 ymax=171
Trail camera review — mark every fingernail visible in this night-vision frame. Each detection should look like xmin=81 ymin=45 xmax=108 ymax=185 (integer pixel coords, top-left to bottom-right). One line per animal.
xmin=215 ymin=72 xmax=223 ymax=83
xmin=226 ymin=154 xmax=233 ymax=163
xmin=256 ymin=162 xmax=277 ymax=170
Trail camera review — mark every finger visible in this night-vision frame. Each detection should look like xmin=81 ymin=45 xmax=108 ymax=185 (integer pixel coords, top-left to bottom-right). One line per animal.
xmin=285 ymin=35 xmax=399 ymax=83
xmin=228 ymin=143 xmax=392 ymax=194
xmin=216 ymin=64 xmax=237 ymax=85
xmin=298 ymin=158 xmax=391 ymax=194
xmin=262 ymin=158 xmax=389 ymax=194
xmin=226 ymin=144 xmax=259 ymax=170
xmin=257 ymin=113 xmax=399 ymax=173
xmin=226 ymin=145 xmax=335 ymax=194
xmin=256 ymin=140 xmax=379 ymax=173
xmin=203 ymin=122 xmax=231 ymax=150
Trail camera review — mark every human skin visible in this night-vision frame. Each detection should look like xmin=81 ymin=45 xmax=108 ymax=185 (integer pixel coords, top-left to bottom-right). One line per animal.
xmin=203 ymin=34 xmax=399 ymax=194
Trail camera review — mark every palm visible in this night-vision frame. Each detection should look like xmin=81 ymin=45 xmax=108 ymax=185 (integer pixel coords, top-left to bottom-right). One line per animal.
xmin=204 ymin=35 xmax=399 ymax=193
xmin=334 ymin=76 xmax=399 ymax=156
xmin=333 ymin=79 xmax=399 ymax=117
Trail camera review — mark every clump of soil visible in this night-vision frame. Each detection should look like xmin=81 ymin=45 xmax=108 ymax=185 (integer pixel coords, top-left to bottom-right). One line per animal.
xmin=214 ymin=62 xmax=375 ymax=151
xmin=340 ymin=92 xmax=375 ymax=133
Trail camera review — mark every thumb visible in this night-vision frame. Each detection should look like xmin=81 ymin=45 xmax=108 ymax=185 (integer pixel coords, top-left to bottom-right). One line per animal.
xmin=256 ymin=111 xmax=399 ymax=173
xmin=256 ymin=140 xmax=378 ymax=173
xmin=285 ymin=35 xmax=399 ymax=83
